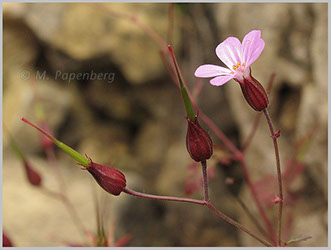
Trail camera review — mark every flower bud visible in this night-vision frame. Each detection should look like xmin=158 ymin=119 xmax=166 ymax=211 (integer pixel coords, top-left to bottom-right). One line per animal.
xmin=85 ymin=156 xmax=126 ymax=196
xmin=186 ymin=116 xmax=213 ymax=162
xmin=235 ymin=70 xmax=269 ymax=111
xmin=23 ymin=159 xmax=42 ymax=186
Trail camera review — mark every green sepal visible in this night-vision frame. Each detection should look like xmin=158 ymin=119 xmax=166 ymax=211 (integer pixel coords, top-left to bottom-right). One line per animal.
xmin=181 ymin=86 xmax=195 ymax=121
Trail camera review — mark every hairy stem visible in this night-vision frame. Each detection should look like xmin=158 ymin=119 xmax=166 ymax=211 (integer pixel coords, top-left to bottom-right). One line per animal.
xmin=201 ymin=160 xmax=209 ymax=202
xmin=263 ymin=109 xmax=283 ymax=246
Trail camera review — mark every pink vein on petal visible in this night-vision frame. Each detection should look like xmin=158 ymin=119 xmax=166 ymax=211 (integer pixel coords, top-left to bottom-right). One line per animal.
xmin=241 ymin=30 xmax=264 ymax=67
xmin=216 ymin=37 xmax=242 ymax=69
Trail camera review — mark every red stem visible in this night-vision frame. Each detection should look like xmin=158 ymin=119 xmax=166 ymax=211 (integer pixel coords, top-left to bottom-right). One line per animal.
xmin=262 ymin=109 xmax=283 ymax=246
xmin=201 ymin=160 xmax=209 ymax=202
xmin=123 ymin=187 xmax=272 ymax=247
xmin=123 ymin=187 xmax=206 ymax=206
xmin=242 ymin=112 xmax=263 ymax=152
xmin=235 ymin=196 xmax=268 ymax=239
xmin=22 ymin=118 xmax=57 ymax=143
xmin=239 ymin=159 xmax=277 ymax=245
xmin=206 ymin=203 xmax=272 ymax=247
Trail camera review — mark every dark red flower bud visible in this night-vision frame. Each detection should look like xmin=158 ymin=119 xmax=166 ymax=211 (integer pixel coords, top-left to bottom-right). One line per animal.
xmin=235 ymin=70 xmax=269 ymax=111
xmin=23 ymin=159 xmax=42 ymax=186
xmin=186 ymin=115 xmax=213 ymax=162
xmin=85 ymin=156 xmax=126 ymax=196
xmin=3 ymin=232 xmax=14 ymax=247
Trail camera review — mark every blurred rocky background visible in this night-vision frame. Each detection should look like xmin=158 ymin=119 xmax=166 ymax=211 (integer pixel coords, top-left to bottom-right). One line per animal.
xmin=3 ymin=3 xmax=327 ymax=247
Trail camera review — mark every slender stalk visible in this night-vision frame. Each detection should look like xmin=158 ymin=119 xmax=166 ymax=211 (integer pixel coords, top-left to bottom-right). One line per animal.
xmin=45 ymin=147 xmax=88 ymax=237
xmin=199 ymin=112 xmax=242 ymax=158
xmin=242 ymin=112 xmax=263 ymax=152
xmin=236 ymin=196 xmax=268 ymax=239
xmin=206 ymin=203 xmax=273 ymax=247
xmin=263 ymin=109 xmax=283 ymax=246
xmin=239 ymin=159 xmax=276 ymax=244
xmin=200 ymin=161 xmax=271 ymax=245
xmin=201 ymin=160 xmax=209 ymax=202
xmin=41 ymin=187 xmax=88 ymax=241
xmin=123 ymin=188 xmax=206 ymax=205
xmin=91 ymin=4 xmax=167 ymax=50
xmin=199 ymin=112 xmax=276 ymax=244
xmin=123 ymin=187 xmax=272 ymax=246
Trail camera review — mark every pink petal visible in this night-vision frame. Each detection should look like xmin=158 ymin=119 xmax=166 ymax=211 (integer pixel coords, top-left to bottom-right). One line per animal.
xmin=241 ymin=30 xmax=265 ymax=67
xmin=210 ymin=74 xmax=234 ymax=86
xmin=247 ymin=39 xmax=265 ymax=66
xmin=216 ymin=37 xmax=242 ymax=69
xmin=194 ymin=64 xmax=232 ymax=78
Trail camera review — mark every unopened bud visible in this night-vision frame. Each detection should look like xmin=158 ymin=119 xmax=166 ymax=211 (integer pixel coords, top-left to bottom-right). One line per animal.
xmin=23 ymin=159 xmax=42 ymax=186
xmin=235 ymin=70 xmax=269 ymax=111
xmin=85 ymin=156 xmax=126 ymax=196
xmin=186 ymin=115 xmax=213 ymax=162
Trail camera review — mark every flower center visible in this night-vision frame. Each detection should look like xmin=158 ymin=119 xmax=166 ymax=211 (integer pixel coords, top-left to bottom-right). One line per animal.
xmin=230 ymin=62 xmax=247 ymax=76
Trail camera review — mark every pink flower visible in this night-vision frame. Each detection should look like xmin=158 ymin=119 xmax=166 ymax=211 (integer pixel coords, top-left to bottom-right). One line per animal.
xmin=195 ymin=30 xmax=265 ymax=85
xmin=195 ymin=30 xmax=269 ymax=111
